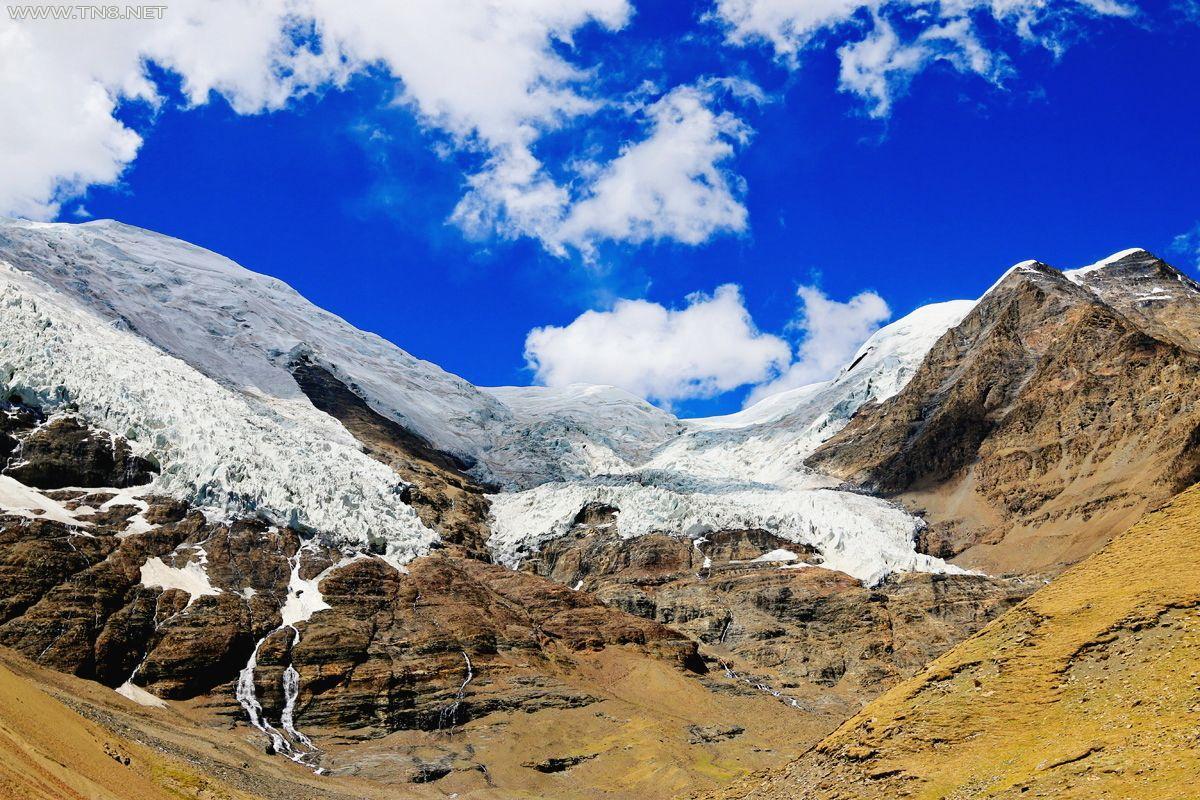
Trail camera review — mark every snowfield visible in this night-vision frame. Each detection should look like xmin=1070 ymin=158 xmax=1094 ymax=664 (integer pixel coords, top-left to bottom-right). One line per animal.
xmin=0 ymin=217 xmax=984 ymax=584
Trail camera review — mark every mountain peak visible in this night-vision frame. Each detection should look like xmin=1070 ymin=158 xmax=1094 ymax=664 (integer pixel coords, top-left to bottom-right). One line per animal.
xmin=1063 ymin=247 xmax=1160 ymax=283
xmin=1062 ymin=248 xmax=1200 ymax=352
xmin=976 ymin=258 xmax=1095 ymax=309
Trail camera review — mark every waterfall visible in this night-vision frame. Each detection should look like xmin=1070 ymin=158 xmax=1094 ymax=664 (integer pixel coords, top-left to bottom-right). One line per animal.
xmin=279 ymin=626 xmax=314 ymax=749
xmin=236 ymin=629 xmax=318 ymax=766
xmin=717 ymin=659 xmax=803 ymax=710
xmin=439 ymin=649 xmax=475 ymax=731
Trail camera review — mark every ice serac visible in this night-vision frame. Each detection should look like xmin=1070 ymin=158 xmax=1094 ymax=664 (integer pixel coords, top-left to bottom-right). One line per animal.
xmin=482 ymin=383 xmax=686 ymax=484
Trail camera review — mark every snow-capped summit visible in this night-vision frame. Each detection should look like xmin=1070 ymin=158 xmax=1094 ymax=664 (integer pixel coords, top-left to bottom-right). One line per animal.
xmin=649 ymin=299 xmax=976 ymax=487
xmin=1062 ymin=247 xmax=1152 ymax=281
xmin=1064 ymin=247 xmax=1200 ymax=352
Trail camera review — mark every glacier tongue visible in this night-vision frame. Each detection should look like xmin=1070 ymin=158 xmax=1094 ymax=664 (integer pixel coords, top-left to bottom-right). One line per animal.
xmin=487 ymin=478 xmax=963 ymax=586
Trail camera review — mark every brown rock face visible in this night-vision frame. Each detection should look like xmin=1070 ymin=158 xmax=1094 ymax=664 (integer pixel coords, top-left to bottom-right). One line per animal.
xmin=3 ymin=413 xmax=157 ymax=489
xmin=809 ymin=259 xmax=1200 ymax=575
xmin=0 ymin=495 xmax=700 ymax=735
xmin=521 ymin=521 xmax=1030 ymax=717
xmin=292 ymin=553 xmax=701 ymax=736
xmin=0 ymin=506 xmax=287 ymax=693
xmin=1066 ymin=248 xmax=1200 ymax=352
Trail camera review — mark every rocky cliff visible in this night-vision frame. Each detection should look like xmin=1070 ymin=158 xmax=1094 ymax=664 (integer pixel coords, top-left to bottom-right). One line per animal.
xmin=810 ymin=255 xmax=1200 ymax=575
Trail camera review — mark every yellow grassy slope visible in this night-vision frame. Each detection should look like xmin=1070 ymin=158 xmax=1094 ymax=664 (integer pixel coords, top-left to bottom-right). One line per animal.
xmin=722 ymin=483 xmax=1200 ymax=799
xmin=0 ymin=656 xmax=261 ymax=800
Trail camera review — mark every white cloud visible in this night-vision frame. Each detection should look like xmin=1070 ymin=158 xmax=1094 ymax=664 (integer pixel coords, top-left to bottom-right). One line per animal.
xmin=524 ymin=281 xmax=892 ymax=408
xmin=0 ymin=0 xmax=1137 ymax=251
xmin=524 ymin=284 xmax=791 ymax=406
xmin=744 ymin=285 xmax=890 ymax=405
xmin=1170 ymin=223 xmax=1200 ymax=271
xmin=310 ymin=0 xmax=632 ymax=248
xmin=550 ymin=81 xmax=753 ymax=255
xmin=0 ymin=0 xmax=321 ymax=219
xmin=1 ymin=1 xmax=759 ymax=257
xmin=712 ymin=0 xmax=1136 ymax=116
xmin=837 ymin=16 xmax=1004 ymax=117
xmin=0 ymin=2 xmax=622 ymax=223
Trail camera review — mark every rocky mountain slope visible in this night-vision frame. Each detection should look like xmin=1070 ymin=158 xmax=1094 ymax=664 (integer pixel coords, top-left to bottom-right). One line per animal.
xmin=810 ymin=252 xmax=1200 ymax=575
xmin=719 ymin=479 xmax=1200 ymax=800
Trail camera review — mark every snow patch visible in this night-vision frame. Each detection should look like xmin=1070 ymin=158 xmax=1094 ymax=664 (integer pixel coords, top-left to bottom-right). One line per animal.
xmin=980 ymin=260 xmax=1047 ymax=297
xmin=139 ymin=548 xmax=221 ymax=607
xmin=279 ymin=550 xmax=361 ymax=628
xmin=0 ymin=475 xmax=85 ymax=526
xmin=746 ymin=548 xmax=799 ymax=563
xmin=115 ymin=680 xmax=168 ymax=708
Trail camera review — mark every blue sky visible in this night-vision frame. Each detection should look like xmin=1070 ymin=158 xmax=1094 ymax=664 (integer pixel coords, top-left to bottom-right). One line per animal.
xmin=4 ymin=0 xmax=1199 ymax=416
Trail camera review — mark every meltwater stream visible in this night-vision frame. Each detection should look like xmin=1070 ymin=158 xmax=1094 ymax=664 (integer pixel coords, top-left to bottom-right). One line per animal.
xmin=236 ymin=625 xmax=321 ymax=768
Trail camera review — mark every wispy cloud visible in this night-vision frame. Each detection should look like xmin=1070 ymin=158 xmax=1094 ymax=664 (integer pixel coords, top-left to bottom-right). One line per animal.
xmin=1170 ymin=222 xmax=1200 ymax=271
xmin=711 ymin=0 xmax=1137 ymax=117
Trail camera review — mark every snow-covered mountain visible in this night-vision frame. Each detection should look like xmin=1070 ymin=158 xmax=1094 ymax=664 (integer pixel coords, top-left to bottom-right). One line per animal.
xmin=3 ymin=218 xmax=1187 ymax=796
xmin=0 ymin=218 xmax=511 ymax=457
xmin=0 ymin=217 xmax=974 ymax=583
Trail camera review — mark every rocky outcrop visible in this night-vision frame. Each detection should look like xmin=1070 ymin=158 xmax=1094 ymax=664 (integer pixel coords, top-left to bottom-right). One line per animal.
xmin=521 ymin=521 xmax=1030 ymax=716
xmin=1066 ymin=248 xmax=1200 ymax=352
xmin=2 ymin=410 xmax=156 ymax=490
xmin=809 ymin=258 xmax=1200 ymax=575
xmin=286 ymin=552 xmax=701 ymax=736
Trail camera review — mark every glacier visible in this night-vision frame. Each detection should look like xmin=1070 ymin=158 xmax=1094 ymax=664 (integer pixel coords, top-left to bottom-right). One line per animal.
xmin=0 ymin=216 xmax=980 ymax=584
xmin=0 ymin=253 xmax=437 ymax=566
